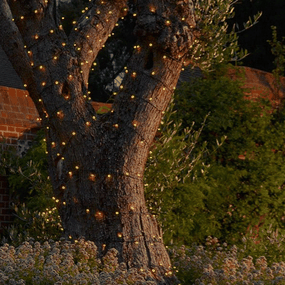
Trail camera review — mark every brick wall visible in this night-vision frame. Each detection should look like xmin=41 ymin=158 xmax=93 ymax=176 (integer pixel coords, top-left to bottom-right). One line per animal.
xmin=0 ymin=86 xmax=40 ymax=144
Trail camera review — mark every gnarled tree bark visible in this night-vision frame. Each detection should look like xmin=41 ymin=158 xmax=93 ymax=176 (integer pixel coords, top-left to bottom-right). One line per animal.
xmin=0 ymin=0 xmax=195 ymax=283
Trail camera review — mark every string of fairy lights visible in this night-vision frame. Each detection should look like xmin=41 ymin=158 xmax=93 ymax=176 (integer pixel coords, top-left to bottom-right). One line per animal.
xmin=14 ymin=1 xmax=189 ymax=269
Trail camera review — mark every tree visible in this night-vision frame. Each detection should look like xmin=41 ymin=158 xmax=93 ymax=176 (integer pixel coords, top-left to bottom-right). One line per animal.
xmin=0 ymin=0 xmax=195 ymax=283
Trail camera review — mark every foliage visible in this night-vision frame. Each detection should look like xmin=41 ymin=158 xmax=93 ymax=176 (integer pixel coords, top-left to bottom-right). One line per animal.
xmin=186 ymin=0 xmax=261 ymax=71
xmin=144 ymin=101 xmax=225 ymax=246
xmin=169 ymin=234 xmax=285 ymax=285
xmin=268 ymin=26 xmax=285 ymax=97
xmin=0 ymin=238 xmax=162 ymax=285
xmin=230 ymin=0 xmax=285 ymax=72
xmin=241 ymin=224 xmax=285 ymax=266
xmin=0 ymin=131 xmax=62 ymax=245
xmin=4 ymin=234 xmax=285 ymax=285
xmin=0 ymin=130 xmax=52 ymax=212
xmin=1 ymin=205 xmax=63 ymax=247
xmin=173 ymin=66 xmax=285 ymax=245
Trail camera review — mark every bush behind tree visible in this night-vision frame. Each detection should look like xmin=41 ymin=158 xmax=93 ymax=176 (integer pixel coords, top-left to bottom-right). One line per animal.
xmin=171 ymin=66 xmax=285 ymax=245
xmin=0 ymin=131 xmax=62 ymax=245
xmin=144 ymin=101 xmax=220 ymax=246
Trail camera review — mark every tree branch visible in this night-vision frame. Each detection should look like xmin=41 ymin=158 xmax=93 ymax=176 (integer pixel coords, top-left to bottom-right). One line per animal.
xmin=69 ymin=0 xmax=128 ymax=86
xmin=135 ymin=0 xmax=195 ymax=60
xmin=106 ymin=0 xmax=196 ymax=159
xmin=5 ymin=0 xmax=64 ymax=55
xmin=0 ymin=0 xmax=44 ymax=112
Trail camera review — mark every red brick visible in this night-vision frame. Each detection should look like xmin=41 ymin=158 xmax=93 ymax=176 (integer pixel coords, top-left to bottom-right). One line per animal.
xmin=0 ymin=125 xmax=7 ymax=131
xmin=7 ymin=126 xmax=16 ymax=132
xmin=6 ymin=138 xmax=18 ymax=145
xmin=0 ymin=89 xmax=9 ymax=104
xmin=1 ymin=195 xmax=9 ymax=202
xmin=3 ymin=132 xmax=18 ymax=138
xmin=8 ymin=119 xmax=21 ymax=126
xmin=11 ymin=106 xmax=20 ymax=112
xmin=15 ymin=127 xmax=26 ymax=133
xmin=0 ymin=181 xmax=8 ymax=189
xmin=1 ymin=208 xmax=12 ymax=215
xmin=8 ymin=89 xmax=18 ymax=105
xmin=26 ymin=96 xmax=36 ymax=108
xmin=15 ymin=113 xmax=26 ymax=121
xmin=17 ymin=96 xmax=27 ymax=107
xmin=18 ymin=106 xmax=28 ymax=115
xmin=1 ymin=112 xmax=8 ymax=118
xmin=4 ymin=215 xmax=14 ymax=222
xmin=0 ymin=185 xmax=8 ymax=192
xmin=0 ymin=176 xmax=8 ymax=182
xmin=2 ymin=104 xmax=11 ymax=111
xmin=0 ymin=118 xmax=7 ymax=124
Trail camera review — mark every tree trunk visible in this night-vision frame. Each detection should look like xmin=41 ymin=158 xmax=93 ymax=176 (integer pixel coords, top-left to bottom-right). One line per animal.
xmin=0 ymin=0 xmax=195 ymax=283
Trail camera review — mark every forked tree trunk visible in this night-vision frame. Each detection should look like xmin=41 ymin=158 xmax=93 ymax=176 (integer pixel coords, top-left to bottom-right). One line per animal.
xmin=0 ymin=0 xmax=195 ymax=283
xmin=47 ymin=44 xmax=184 ymax=281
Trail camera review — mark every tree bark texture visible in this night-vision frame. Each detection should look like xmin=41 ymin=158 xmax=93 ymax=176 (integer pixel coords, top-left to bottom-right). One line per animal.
xmin=0 ymin=0 xmax=195 ymax=283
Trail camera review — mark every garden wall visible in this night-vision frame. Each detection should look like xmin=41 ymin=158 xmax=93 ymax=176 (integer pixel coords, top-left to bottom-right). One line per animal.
xmin=228 ymin=66 xmax=285 ymax=105
xmin=0 ymin=66 xmax=284 ymax=233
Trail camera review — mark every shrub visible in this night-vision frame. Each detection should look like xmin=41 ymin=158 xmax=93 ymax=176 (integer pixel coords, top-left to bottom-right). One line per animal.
xmin=170 ymin=234 xmax=285 ymax=284
xmin=4 ymin=234 xmax=285 ymax=285
xmin=1 ymin=205 xmax=63 ymax=247
xmin=144 ymin=101 xmax=223 ymax=246
xmin=0 ymin=131 xmax=62 ymax=245
xmin=0 ymin=238 xmax=168 ymax=285
xmin=268 ymin=26 xmax=285 ymax=97
xmin=0 ymin=130 xmax=53 ymax=212
xmin=170 ymin=66 xmax=285 ymax=245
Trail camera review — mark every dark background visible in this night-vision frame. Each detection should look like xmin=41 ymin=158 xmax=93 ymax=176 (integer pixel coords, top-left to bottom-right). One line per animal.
xmin=231 ymin=0 xmax=285 ymax=72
